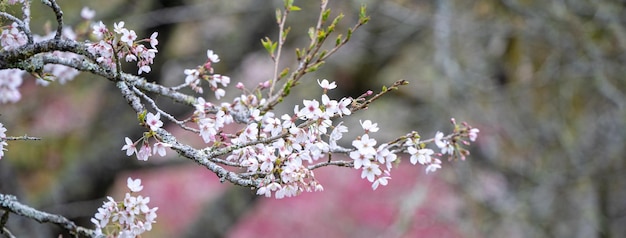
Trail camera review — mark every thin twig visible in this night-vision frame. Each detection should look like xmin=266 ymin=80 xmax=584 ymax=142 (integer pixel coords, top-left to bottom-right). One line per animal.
xmin=4 ymin=136 xmax=41 ymax=141
xmin=268 ymin=3 xmax=290 ymax=96
xmin=130 ymin=86 xmax=200 ymax=133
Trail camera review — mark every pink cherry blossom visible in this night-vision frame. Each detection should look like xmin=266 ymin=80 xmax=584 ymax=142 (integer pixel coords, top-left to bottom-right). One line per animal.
xmin=113 ymin=21 xmax=126 ymax=34
xmin=321 ymin=94 xmax=338 ymax=118
xmin=145 ymin=112 xmax=163 ymax=131
xmin=317 ymin=79 xmax=337 ymax=90
xmin=434 ymin=131 xmax=446 ymax=148
xmin=92 ymin=21 xmax=107 ymax=38
xmin=0 ymin=69 xmax=23 ymax=103
xmin=80 ymin=7 xmax=95 ymax=20
xmin=149 ymin=32 xmax=158 ymax=49
xmin=469 ymin=128 xmax=480 ymax=141
xmin=352 ymin=134 xmax=377 ymax=156
xmin=121 ymin=137 xmax=137 ymax=156
xmin=152 ymin=142 xmax=170 ymax=157
xmin=350 ymin=150 xmax=371 ymax=169
xmin=137 ymin=143 xmax=152 ymax=161
xmin=299 ymin=99 xmax=323 ymax=120
xmin=263 ymin=117 xmax=283 ymax=136
xmin=361 ymin=163 xmax=382 ymax=182
xmin=214 ymin=88 xmax=225 ymax=99
xmin=329 ymin=122 xmax=348 ymax=149
xmin=360 ymin=120 xmax=379 ymax=133
xmin=127 ymin=177 xmax=143 ymax=192
xmin=425 ymin=159 xmax=442 ymax=173
xmin=376 ymin=144 xmax=397 ymax=170
xmin=337 ymin=97 xmax=352 ymax=116
xmin=1 ymin=22 xmax=27 ymax=50
xmin=0 ymin=123 xmax=6 ymax=160
xmin=372 ymin=174 xmax=391 ymax=190
xmin=92 ymin=179 xmax=157 ymax=236
xmin=409 ymin=148 xmax=434 ymax=165
xmin=434 ymin=131 xmax=454 ymax=155
xmin=207 ymin=49 xmax=220 ymax=63
xmin=0 ymin=123 xmax=6 ymax=138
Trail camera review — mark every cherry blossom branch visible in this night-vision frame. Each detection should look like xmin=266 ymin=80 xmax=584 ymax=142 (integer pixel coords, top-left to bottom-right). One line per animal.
xmin=8 ymin=50 xmax=198 ymax=108
xmin=267 ymin=0 xmax=292 ymax=96
xmin=115 ymin=78 xmax=259 ymax=187
xmin=261 ymin=2 xmax=369 ymax=113
xmin=0 ymin=193 xmax=95 ymax=237
xmin=155 ymin=128 xmax=259 ymax=186
xmin=40 ymin=0 xmax=64 ymax=40
xmin=0 ymin=0 xmax=480 ymax=234
xmin=4 ymin=136 xmax=40 ymax=141
xmin=308 ymin=160 xmax=353 ymax=170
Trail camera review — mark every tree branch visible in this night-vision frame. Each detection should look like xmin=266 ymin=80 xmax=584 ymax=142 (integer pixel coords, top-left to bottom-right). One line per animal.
xmin=0 ymin=194 xmax=94 ymax=237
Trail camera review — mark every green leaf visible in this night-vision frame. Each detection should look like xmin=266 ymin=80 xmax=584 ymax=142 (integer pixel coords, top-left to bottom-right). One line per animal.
xmin=279 ymin=68 xmax=290 ymax=78
xmin=335 ymin=34 xmax=343 ymax=46
xmin=317 ymin=29 xmax=326 ymax=43
xmin=322 ymin=9 xmax=331 ymax=22
xmin=271 ymin=42 xmax=278 ymax=54
xmin=275 ymin=9 xmax=282 ymax=23
xmin=359 ymin=4 xmax=370 ymax=25
xmin=290 ymin=5 xmax=301 ymax=11
xmin=284 ymin=0 xmax=293 ymax=9
xmin=318 ymin=50 xmax=327 ymax=60
xmin=330 ymin=13 xmax=344 ymax=31
xmin=282 ymin=27 xmax=291 ymax=41
xmin=382 ymin=85 xmax=388 ymax=92
xmin=308 ymin=27 xmax=315 ymax=41
xmin=261 ymin=37 xmax=274 ymax=55
xmin=346 ymin=28 xmax=353 ymax=42
xmin=359 ymin=4 xmax=367 ymax=19
xmin=305 ymin=61 xmax=325 ymax=73
xmin=282 ymin=80 xmax=293 ymax=95
xmin=295 ymin=48 xmax=302 ymax=61
xmin=138 ymin=110 xmax=147 ymax=123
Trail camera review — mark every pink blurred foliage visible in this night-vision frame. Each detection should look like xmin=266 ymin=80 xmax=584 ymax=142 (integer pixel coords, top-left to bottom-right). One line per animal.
xmin=228 ymin=161 xmax=465 ymax=238
xmin=114 ymin=157 xmax=468 ymax=237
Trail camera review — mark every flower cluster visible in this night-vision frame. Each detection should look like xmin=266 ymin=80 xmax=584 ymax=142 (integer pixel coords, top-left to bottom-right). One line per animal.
xmin=86 ymin=21 xmax=158 ymax=74
xmin=0 ymin=21 xmax=27 ymax=104
xmin=175 ymin=73 xmax=480 ymax=196
xmin=91 ymin=177 xmax=158 ymax=237
xmin=184 ymin=79 xmax=354 ymax=198
xmin=0 ymin=22 xmax=27 ymax=50
xmin=0 ymin=7 xmax=94 ymax=104
xmin=0 ymin=123 xmax=7 ymax=160
xmin=6 ymin=0 xmax=25 ymax=5
xmin=406 ymin=136 xmax=442 ymax=174
xmin=122 ymin=112 xmax=171 ymax=161
xmin=184 ymin=50 xmax=230 ymax=99
xmin=349 ymin=120 xmax=398 ymax=190
xmin=0 ymin=69 xmax=23 ymax=103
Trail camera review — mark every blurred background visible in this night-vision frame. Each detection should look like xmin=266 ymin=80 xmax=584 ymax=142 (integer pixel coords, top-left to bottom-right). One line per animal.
xmin=1 ymin=0 xmax=625 ymax=237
